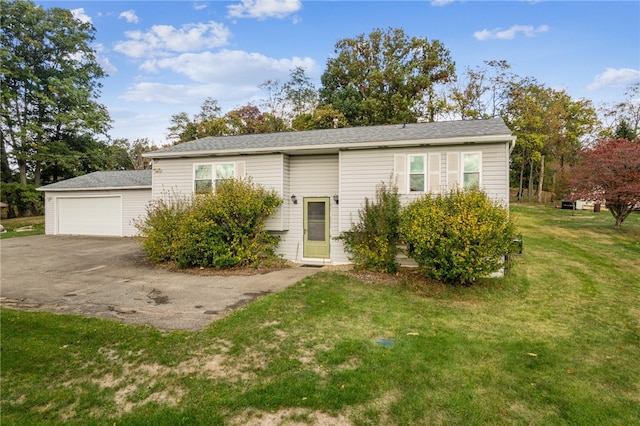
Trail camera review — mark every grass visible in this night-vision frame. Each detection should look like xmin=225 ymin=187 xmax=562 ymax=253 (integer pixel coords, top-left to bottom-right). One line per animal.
xmin=1 ymin=205 xmax=639 ymax=425
xmin=0 ymin=216 xmax=45 ymax=239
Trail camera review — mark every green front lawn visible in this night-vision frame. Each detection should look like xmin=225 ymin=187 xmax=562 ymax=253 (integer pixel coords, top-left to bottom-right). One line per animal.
xmin=1 ymin=206 xmax=638 ymax=425
xmin=0 ymin=216 xmax=45 ymax=239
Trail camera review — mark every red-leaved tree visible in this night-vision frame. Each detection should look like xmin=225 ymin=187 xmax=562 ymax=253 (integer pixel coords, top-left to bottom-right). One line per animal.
xmin=569 ymin=138 xmax=640 ymax=228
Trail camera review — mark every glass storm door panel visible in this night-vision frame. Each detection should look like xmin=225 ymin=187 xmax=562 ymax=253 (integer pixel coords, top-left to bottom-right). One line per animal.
xmin=303 ymin=198 xmax=330 ymax=258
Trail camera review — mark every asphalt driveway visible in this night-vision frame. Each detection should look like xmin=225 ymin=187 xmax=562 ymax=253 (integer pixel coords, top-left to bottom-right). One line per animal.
xmin=0 ymin=235 xmax=320 ymax=330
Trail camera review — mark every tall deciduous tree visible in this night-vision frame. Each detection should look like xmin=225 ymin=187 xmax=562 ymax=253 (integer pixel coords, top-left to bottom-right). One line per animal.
xmin=503 ymin=81 xmax=597 ymax=202
xmin=569 ymin=138 xmax=640 ymax=228
xmin=1 ymin=0 xmax=110 ymax=187
xmin=167 ymin=98 xmax=227 ymax=143
xmin=291 ymin=105 xmax=348 ymax=131
xmin=283 ymin=66 xmax=318 ymax=121
xmin=258 ymin=67 xmax=317 ymax=129
xmin=225 ymin=105 xmax=267 ymax=135
xmin=598 ymin=83 xmax=640 ymax=141
xmin=447 ymin=60 xmax=519 ymax=120
xmin=110 ymin=138 xmax=154 ymax=170
xmin=319 ymin=27 xmax=455 ymax=126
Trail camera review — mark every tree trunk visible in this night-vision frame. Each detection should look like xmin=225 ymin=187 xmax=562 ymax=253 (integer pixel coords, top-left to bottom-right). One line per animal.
xmin=527 ymin=160 xmax=534 ymax=202
xmin=611 ymin=204 xmax=623 ymax=228
xmin=34 ymin=160 xmax=41 ymax=187
xmin=18 ymin=159 xmax=27 ymax=185
xmin=518 ymin=161 xmax=525 ymax=201
xmin=551 ymin=167 xmax=557 ymax=202
xmin=1 ymin=140 xmax=14 ymax=183
xmin=537 ymin=154 xmax=545 ymax=203
xmin=610 ymin=202 xmax=632 ymax=229
xmin=615 ymin=216 xmax=623 ymax=228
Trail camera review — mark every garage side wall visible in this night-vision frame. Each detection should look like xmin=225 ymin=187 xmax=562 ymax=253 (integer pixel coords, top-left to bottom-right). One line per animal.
xmin=43 ymin=189 xmax=151 ymax=237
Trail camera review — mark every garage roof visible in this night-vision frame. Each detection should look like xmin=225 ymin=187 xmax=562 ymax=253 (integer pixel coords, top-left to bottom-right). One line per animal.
xmin=37 ymin=170 xmax=152 ymax=192
xmin=146 ymin=117 xmax=514 ymax=158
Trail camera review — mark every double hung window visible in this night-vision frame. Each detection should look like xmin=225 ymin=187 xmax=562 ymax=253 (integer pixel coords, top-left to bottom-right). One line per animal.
xmin=409 ymin=155 xmax=426 ymax=192
xmin=194 ymin=163 xmax=235 ymax=194
xmin=462 ymin=153 xmax=480 ymax=189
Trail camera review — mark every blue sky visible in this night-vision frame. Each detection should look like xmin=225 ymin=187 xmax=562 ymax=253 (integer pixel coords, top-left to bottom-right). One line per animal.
xmin=36 ymin=0 xmax=640 ymax=144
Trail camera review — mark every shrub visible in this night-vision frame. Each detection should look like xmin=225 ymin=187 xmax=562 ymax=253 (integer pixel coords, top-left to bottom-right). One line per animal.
xmin=136 ymin=179 xmax=282 ymax=268
xmin=400 ymin=188 xmax=517 ymax=285
xmin=338 ymin=180 xmax=401 ymax=272
xmin=172 ymin=179 xmax=281 ymax=268
xmin=135 ymin=191 xmax=192 ymax=263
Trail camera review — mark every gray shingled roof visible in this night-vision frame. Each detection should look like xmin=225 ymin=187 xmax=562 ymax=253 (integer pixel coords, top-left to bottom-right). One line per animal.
xmin=37 ymin=170 xmax=152 ymax=191
xmin=147 ymin=117 xmax=513 ymax=158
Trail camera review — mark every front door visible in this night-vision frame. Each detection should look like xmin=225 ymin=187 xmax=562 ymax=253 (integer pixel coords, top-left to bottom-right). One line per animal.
xmin=303 ymin=197 xmax=330 ymax=258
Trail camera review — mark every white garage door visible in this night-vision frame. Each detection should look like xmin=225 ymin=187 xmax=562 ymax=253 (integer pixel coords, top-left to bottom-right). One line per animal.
xmin=57 ymin=196 xmax=122 ymax=236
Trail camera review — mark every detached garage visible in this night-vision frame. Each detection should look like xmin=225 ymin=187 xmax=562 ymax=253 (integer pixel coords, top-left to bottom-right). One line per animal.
xmin=37 ymin=170 xmax=152 ymax=237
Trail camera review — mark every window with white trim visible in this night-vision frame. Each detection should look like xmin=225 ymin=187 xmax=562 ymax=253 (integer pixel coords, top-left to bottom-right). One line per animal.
xmin=462 ymin=153 xmax=481 ymax=189
xmin=409 ymin=154 xmax=426 ymax=192
xmin=215 ymin=163 xmax=235 ymax=187
xmin=194 ymin=162 xmax=236 ymax=194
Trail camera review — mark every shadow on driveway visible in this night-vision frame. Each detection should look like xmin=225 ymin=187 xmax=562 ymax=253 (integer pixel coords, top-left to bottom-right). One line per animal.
xmin=0 ymin=235 xmax=321 ymax=330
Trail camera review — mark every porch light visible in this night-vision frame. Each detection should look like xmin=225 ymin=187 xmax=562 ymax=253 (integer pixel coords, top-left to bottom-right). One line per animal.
xmin=333 ymin=194 xmax=339 ymax=204
xmin=291 ymin=194 xmax=298 ymax=204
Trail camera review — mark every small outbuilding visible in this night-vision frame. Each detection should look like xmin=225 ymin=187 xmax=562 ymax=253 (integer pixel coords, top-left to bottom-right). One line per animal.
xmin=37 ymin=170 xmax=152 ymax=237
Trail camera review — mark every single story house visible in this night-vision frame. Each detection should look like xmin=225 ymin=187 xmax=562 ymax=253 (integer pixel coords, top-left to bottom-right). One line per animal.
xmin=39 ymin=117 xmax=515 ymax=265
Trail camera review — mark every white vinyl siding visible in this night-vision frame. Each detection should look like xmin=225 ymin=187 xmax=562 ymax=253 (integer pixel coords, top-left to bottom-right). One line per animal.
xmin=393 ymin=154 xmax=407 ymax=194
xmin=153 ymin=156 xmax=278 ymax=198
xmin=341 ymin=143 xmax=509 ymax=234
xmin=275 ymin=155 xmax=341 ymax=264
xmin=428 ymin=153 xmax=442 ymax=193
xmin=152 ymin=154 xmax=286 ymax=231
xmin=447 ymin=152 xmax=460 ymax=189
xmin=447 ymin=146 xmax=507 ymax=201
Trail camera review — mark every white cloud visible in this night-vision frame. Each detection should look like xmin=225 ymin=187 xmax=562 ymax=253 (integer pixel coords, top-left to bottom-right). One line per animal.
xmin=193 ymin=2 xmax=208 ymax=11
xmin=431 ymin=0 xmax=454 ymax=6
xmin=474 ymin=24 xmax=549 ymax=41
xmin=119 ymin=10 xmax=139 ymax=24
xmin=120 ymin=82 xmax=207 ymax=104
xmin=94 ymin=43 xmax=118 ymax=75
xmin=71 ymin=8 xmax=92 ymax=24
xmin=587 ymin=68 xmax=640 ymax=91
xmin=140 ymin=49 xmax=316 ymax=84
xmin=122 ymin=50 xmax=318 ymax=119
xmin=227 ymin=0 xmax=302 ymax=20
xmin=114 ymin=21 xmax=231 ymax=58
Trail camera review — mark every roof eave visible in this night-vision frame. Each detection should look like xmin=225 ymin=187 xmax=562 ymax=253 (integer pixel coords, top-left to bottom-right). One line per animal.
xmin=145 ymin=134 xmax=515 ymax=159
xmin=37 ymin=185 xmax=152 ymax=192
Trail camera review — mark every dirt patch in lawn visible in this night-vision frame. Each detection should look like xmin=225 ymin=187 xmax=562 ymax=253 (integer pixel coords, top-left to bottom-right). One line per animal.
xmin=229 ymin=408 xmax=351 ymax=426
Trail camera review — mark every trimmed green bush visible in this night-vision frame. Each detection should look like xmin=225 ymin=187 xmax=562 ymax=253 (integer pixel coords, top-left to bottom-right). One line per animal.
xmin=338 ymin=180 xmax=401 ymax=273
xmin=135 ymin=179 xmax=282 ymax=268
xmin=135 ymin=191 xmax=191 ymax=263
xmin=400 ymin=188 xmax=516 ymax=285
